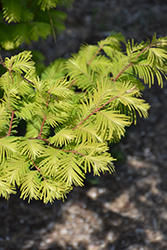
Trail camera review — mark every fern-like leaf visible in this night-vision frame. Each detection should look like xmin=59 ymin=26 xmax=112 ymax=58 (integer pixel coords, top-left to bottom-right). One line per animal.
xmin=39 ymin=179 xmax=70 ymax=203
xmin=4 ymin=155 xmax=30 ymax=186
xmin=95 ymin=110 xmax=130 ymax=141
xmin=41 ymin=58 xmax=66 ymax=80
xmin=38 ymin=0 xmax=58 ymax=11
xmin=18 ymin=138 xmax=45 ymax=159
xmin=49 ymin=128 xmax=76 ymax=146
xmin=66 ymin=55 xmax=96 ymax=91
xmin=0 ymin=177 xmax=15 ymax=199
xmin=2 ymin=0 xmax=22 ymax=23
xmin=29 ymin=22 xmax=51 ymax=41
xmin=74 ymin=124 xmax=103 ymax=144
xmin=56 ymin=153 xmax=85 ymax=186
xmin=4 ymin=51 xmax=35 ymax=73
xmin=20 ymin=171 xmax=41 ymax=202
xmin=0 ymin=136 xmax=17 ymax=163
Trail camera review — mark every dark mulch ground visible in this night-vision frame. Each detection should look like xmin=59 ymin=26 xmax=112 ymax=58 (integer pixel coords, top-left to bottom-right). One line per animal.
xmin=1 ymin=1 xmax=167 ymax=249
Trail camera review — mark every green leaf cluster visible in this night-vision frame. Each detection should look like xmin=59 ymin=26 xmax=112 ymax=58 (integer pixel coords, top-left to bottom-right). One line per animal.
xmin=0 ymin=34 xmax=167 ymax=203
xmin=0 ymin=0 xmax=73 ymax=50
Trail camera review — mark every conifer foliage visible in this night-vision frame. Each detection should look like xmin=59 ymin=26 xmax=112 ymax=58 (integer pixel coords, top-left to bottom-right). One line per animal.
xmin=0 ymin=34 xmax=167 ymax=203
xmin=0 ymin=1 xmax=167 ymax=203
xmin=0 ymin=0 xmax=73 ymax=50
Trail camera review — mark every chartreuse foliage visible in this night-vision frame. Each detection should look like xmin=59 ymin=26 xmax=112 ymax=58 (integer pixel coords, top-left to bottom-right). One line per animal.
xmin=0 ymin=0 xmax=73 ymax=50
xmin=0 ymin=34 xmax=167 ymax=203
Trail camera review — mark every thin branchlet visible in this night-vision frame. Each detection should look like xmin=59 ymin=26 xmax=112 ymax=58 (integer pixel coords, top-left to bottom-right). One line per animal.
xmin=38 ymin=95 xmax=50 ymax=138
xmin=87 ymin=45 xmax=104 ymax=65
xmin=72 ymin=89 xmax=136 ymax=131
xmin=7 ymin=111 xmax=15 ymax=136
xmin=32 ymin=137 xmax=87 ymax=157
xmin=47 ymin=8 xmax=56 ymax=43
xmin=113 ymin=42 xmax=161 ymax=82
xmin=0 ymin=55 xmax=7 ymax=69
xmin=30 ymin=158 xmax=46 ymax=181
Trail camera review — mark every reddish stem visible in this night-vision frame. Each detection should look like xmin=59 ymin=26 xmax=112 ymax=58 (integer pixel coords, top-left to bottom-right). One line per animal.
xmin=113 ymin=62 xmax=133 ymax=82
xmin=38 ymin=96 xmax=50 ymax=138
xmin=72 ymin=94 xmax=120 ymax=131
xmin=33 ymin=137 xmax=86 ymax=157
xmin=113 ymin=44 xmax=154 ymax=82
xmin=87 ymin=45 xmax=104 ymax=65
xmin=7 ymin=111 xmax=15 ymax=136
xmin=59 ymin=148 xmax=85 ymax=157
xmin=9 ymin=68 xmax=14 ymax=84
xmin=21 ymin=75 xmax=34 ymax=85
xmin=38 ymin=115 xmax=46 ymax=138
xmin=68 ymin=79 xmax=77 ymax=89
xmin=31 ymin=158 xmax=46 ymax=180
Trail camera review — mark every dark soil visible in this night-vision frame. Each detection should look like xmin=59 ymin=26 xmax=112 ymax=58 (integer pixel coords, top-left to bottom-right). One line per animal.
xmin=1 ymin=1 xmax=167 ymax=249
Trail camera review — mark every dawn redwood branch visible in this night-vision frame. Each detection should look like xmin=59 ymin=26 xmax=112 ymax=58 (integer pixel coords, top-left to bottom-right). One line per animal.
xmin=72 ymin=94 xmax=120 ymax=131
xmin=87 ymin=45 xmax=104 ymax=65
xmin=7 ymin=111 xmax=15 ymax=136
xmin=113 ymin=43 xmax=157 ymax=82
xmin=72 ymin=85 xmax=137 ymax=131
xmin=0 ymin=54 xmax=34 ymax=86
xmin=72 ymin=43 xmax=158 ymax=130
